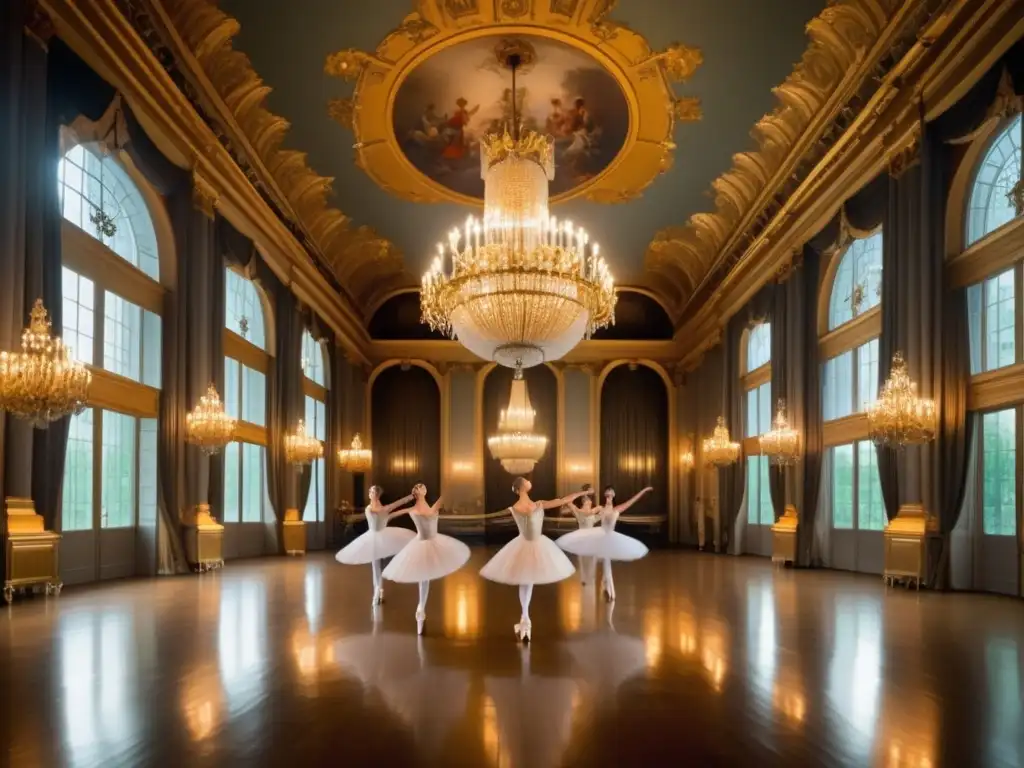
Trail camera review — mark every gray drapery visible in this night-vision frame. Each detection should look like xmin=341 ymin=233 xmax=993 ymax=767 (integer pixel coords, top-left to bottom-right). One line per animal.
xmin=769 ymin=283 xmax=787 ymax=521
xmin=295 ymin=311 xmax=333 ymax=516
xmin=718 ymin=313 xmax=748 ymax=554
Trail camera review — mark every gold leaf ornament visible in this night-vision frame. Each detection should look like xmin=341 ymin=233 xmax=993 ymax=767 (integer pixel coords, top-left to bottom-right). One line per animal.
xmin=324 ymin=49 xmax=372 ymax=81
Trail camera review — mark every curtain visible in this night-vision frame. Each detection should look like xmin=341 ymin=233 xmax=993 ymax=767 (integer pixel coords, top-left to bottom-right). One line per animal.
xmin=483 ymin=365 xmax=558 ymax=513
xmin=599 ymin=366 xmax=668 ymax=524
xmin=370 ymin=366 xmax=441 ymax=507
xmin=295 ymin=313 xmax=332 ymax=515
xmin=718 ymin=314 xmax=748 ymax=554
xmin=769 ymin=282 xmax=787 ymax=521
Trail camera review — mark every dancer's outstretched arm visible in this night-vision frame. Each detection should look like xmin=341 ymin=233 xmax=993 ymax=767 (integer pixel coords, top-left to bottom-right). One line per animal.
xmin=382 ymin=494 xmax=415 ymax=520
xmin=614 ymin=486 xmax=654 ymax=514
xmin=430 ymin=496 xmax=444 ymax=514
xmin=539 ymin=489 xmax=593 ymax=510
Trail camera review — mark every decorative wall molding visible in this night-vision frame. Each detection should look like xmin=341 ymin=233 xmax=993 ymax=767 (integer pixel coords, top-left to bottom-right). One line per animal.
xmin=969 ymin=364 xmax=1024 ymax=412
xmin=366 ymin=338 xmax=684 ymax=366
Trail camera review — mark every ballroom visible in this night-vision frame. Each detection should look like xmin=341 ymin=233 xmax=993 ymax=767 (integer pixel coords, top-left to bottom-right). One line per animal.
xmin=2 ymin=0 xmax=1024 ymax=766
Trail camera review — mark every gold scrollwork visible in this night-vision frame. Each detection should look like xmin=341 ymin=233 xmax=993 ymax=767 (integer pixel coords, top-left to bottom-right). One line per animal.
xmin=673 ymin=97 xmax=703 ymax=123
xmin=327 ymin=98 xmax=356 ymax=130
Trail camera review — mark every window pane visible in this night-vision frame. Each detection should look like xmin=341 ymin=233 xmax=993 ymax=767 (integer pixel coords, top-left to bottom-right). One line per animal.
xmin=967 ymin=116 xmax=1022 ymax=246
xmin=747 ymin=323 xmax=771 ymax=372
xmin=103 ymin=291 xmax=142 ymax=382
xmin=832 ymin=444 xmax=854 ymax=530
xmin=141 ymin=309 xmax=162 ymax=389
xmin=746 ymin=388 xmax=760 ymax=438
xmin=758 ymin=382 xmax=772 ymax=435
xmin=242 ymin=366 xmax=266 ymax=427
xmin=62 ymin=409 xmax=94 ymax=532
xmin=746 ymin=456 xmax=760 ymax=524
xmin=301 ymin=331 xmax=325 ymax=386
xmin=225 ymin=269 xmax=266 ymax=350
xmin=223 ymin=442 xmax=240 ymax=524
xmin=982 ymin=269 xmax=1016 ymax=372
xmin=759 ymin=456 xmax=774 ymax=525
xmin=62 ymin=267 xmax=95 ymax=365
xmin=302 ymin=397 xmax=327 ymax=523
xmin=856 ymin=339 xmax=879 ymax=413
xmin=224 ymin=358 xmax=240 ymax=420
xmin=138 ymin=419 xmax=158 ymax=528
xmin=983 ymin=409 xmax=1017 ymax=536
xmin=968 ymin=282 xmax=983 ymax=375
xmin=242 ymin=443 xmax=264 ymax=523
xmin=823 ymin=351 xmax=853 ymax=421
xmin=857 ymin=441 xmax=885 ymax=531
xmin=101 ymin=411 xmax=136 ymax=529
xmin=828 ymin=233 xmax=884 ymax=330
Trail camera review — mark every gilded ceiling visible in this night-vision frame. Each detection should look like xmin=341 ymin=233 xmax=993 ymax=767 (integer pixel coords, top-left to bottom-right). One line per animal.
xmin=168 ymin=0 xmax=851 ymax=318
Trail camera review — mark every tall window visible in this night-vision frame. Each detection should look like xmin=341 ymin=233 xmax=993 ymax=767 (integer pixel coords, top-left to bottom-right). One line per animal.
xmin=967 ymin=116 xmax=1022 ymax=247
xmin=301 ymin=330 xmax=328 ymax=523
xmin=828 ymin=233 xmax=883 ymax=331
xmin=823 ymin=339 xmax=879 ymax=420
xmin=968 ymin=268 xmax=1017 ymax=374
xmin=744 ymin=322 xmax=772 ymax=525
xmin=301 ymin=331 xmax=325 ymax=387
xmin=981 ymin=409 xmax=1017 ymax=537
xmin=223 ymin=268 xmax=270 ymax=524
xmin=58 ymin=143 xmax=162 ymax=537
xmin=830 ymin=442 xmax=885 ymax=531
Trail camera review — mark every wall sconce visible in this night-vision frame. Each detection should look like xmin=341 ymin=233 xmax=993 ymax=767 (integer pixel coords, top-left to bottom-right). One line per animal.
xmin=451 ymin=461 xmax=475 ymax=474
xmin=566 ymin=462 xmax=593 ymax=476
xmin=679 ymin=451 xmax=695 ymax=471
xmin=619 ymin=454 xmax=655 ymax=473
xmin=391 ymin=456 xmax=419 ymax=473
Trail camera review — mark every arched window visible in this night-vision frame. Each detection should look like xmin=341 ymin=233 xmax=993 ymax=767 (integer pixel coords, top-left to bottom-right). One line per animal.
xmin=743 ymin=322 xmax=772 ymax=528
xmin=58 ymin=143 xmax=162 ymax=573
xmin=301 ymin=330 xmax=328 ymax=525
xmin=828 ymin=232 xmax=883 ymax=331
xmin=223 ymin=268 xmax=271 ymax=537
xmin=967 ymin=116 xmax=1022 ymax=247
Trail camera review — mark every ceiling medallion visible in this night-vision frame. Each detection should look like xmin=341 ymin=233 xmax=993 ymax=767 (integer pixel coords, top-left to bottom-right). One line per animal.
xmin=325 ymin=0 xmax=701 ymax=207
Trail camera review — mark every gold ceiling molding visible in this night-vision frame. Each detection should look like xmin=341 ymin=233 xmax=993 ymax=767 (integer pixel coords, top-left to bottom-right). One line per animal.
xmin=324 ymin=0 xmax=701 ymax=207
xmin=159 ymin=0 xmax=407 ymax=305
xmin=645 ymin=0 xmax=901 ymax=315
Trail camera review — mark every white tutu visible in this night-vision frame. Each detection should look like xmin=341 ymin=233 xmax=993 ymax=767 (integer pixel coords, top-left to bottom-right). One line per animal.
xmin=480 ymin=534 xmax=575 ymax=585
xmin=557 ymin=528 xmax=648 ymax=561
xmin=336 ymin=527 xmax=415 ymax=565
xmin=382 ymin=533 xmax=470 ymax=583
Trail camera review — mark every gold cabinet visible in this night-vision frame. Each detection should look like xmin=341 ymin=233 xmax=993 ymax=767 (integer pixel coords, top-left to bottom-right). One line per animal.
xmin=282 ymin=508 xmax=306 ymax=556
xmin=883 ymin=503 xmax=934 ymax=588
xmin=4 ymin=497 xmax=61 ymax=603
xmin=771 ymin=504 xmax=799 ymax=566
xmin=183 ymin=503 xmax=224 ymax=573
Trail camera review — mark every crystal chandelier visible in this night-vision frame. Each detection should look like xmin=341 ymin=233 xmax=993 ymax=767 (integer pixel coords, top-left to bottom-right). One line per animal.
xmin=759 ymin=399 xmax=800 ymax=466
xmin=702 ymin=416 xmax=740 ymax=467
xmin=420 ymin=51 xmax=616 ymax=369
xmin=487 ymin=366 xmax=548 ymax=474
xmin=337 ymin=433 xmax=372 ymax=474
xmin=285 ymin=419 xmax=324 ymax=466
xmin=868 ymin=351 xmax=937 ymax=447
xmin=185 ymin=384 xmax=236 ymax=455
xmin=0 ymin=299 xmax=90 ymax=428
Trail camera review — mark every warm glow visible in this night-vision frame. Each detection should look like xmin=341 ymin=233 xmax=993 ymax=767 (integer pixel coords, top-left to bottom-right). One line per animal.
xmin=643 ymin=607 xmax=664 ymax=669
xmin=620 ymin=454 xmax=656 ymax=473
xmin=701 ymin=624 xmax=729 ymax=693
xmin=868 ymin=351 xmax=937 ymax=447
xmin=703 ymin=416 xmax=740 ymax=467
xmin=0 ymin=298 xmax=91 ymax=427
xmin=566 ymin=461 xmax=592 ymax=476
xmin=679 ymin=450 xmax=695 ymax=471
xmin=337 ymin=433 xmax=372 ymax=473
xmin=487 ymin=369 xmax=548 ymax=474
xmin=759 ymin=399 xmax=800 ymax=466
xmin=676 ymin=614 xmax=698 ymax=655
xmin=390 ymin=456 xmax=419 ymax=473
xmin=443 ymin=572 xmax=480 ymax=639
xmin=284 ymin=419 xmax=324 ymax=466
xmin=558 ymin=579 xmax=582 ymax=633
xmin=186 ymin=384 xmax=236 ymax=455
xmin=773 ymin=684 xmax=807 ymax=725
xmin=180 ymin=667 xmax=222 ymax=743
xmin=451 ymin=460 xmax=476 ymax=474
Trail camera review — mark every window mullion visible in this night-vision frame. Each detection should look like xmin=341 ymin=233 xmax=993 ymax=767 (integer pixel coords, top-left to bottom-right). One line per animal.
xmin=93 ymin=409 xmax=103 ymax=534
xmin=1015 ymin=263 xmax=1023 ymax=367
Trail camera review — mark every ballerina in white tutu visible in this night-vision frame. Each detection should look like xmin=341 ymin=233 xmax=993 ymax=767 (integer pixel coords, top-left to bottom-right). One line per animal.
xmin=557 ymin=485 xmax=653 ymax=602
xmin=382 ymin=483 xmax=470 ymax=635
xmin=562 ymin=483 xmax=600 ymax=585
xmin=480 ymin=477 xmax=593 ymax=642
xmin=335 ymin=485 xmax=415 ymax=606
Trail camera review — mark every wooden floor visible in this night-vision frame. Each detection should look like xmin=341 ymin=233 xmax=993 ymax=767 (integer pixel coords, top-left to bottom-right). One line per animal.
xmin=2 ymin=549 xmax=1023 ymax=767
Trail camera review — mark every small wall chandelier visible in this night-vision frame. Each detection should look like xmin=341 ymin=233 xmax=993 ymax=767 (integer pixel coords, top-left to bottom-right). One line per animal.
xmin=759 ymin=399 xmax=801 ymax=466
xmin=868 ymin=351 xmax=937 ymax=448
xmin=702 ymin=416 xmax=740 ymax=468
xmin=0 ymin=299 xmax=91 ymax=427
xmin=420 ymin=48 xmax=616 ymax=369
xmin=680 ymin=450 xmax=695 ymax=471
xmin=285 ymin=419 xmax=324 ymax=466
xmin=487 ymin=366 xmax=548 ymax=474
xmin=185 ymin=384 xmax=236 ymax=455
xmin=337 ymin=433 xmax=372 ymax=474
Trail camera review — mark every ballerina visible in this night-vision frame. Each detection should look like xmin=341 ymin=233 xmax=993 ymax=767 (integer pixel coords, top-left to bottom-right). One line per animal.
xmin=381 ymin=484 xmax=470 ymax=635
xmin=335 ymin=485 xmax=415 ymax=606
xmin=562 ymin=483 xmax=600 ymax=585
xmin=480 ymin=477 xmax=593 ymax=642
xmin=557 ymin=485 xmax=653 ymax=602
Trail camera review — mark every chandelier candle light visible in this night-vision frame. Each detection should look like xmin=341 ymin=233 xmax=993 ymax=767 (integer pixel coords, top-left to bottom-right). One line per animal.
xmin=488 ymin=366 xmax=549 ymax=474
xmin=185 ymin=384 xmax=236 ymax=455
xmin=868 ymin=351 xmax=937 ymax=448
xmin=420 ymin=49 xmax=616 ymax=369
xmin=285 ymin=419 xmax=324 ymax=466
xmin=759 ymin=399 xmax=801 ymax=466
xmin=703 ymin=416 xmax=740 ymax=468
xmin=337 ymin=433 xmax=372 ymax=474
xmin=0 ymin=299 xmax=90 ymax=427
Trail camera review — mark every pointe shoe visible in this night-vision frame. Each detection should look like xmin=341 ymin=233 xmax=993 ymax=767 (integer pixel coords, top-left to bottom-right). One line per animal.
xmin=514 ymin=618 xmax=532 ymax=643
xmin=416 ymin=607 xmax=426 ymax=636
xmin=375 ymin=587 xmax=385 ymax=604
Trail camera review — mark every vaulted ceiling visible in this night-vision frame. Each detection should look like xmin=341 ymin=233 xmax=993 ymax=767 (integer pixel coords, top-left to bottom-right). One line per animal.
xmin=167 ymin=0 xmax=831 ymax=318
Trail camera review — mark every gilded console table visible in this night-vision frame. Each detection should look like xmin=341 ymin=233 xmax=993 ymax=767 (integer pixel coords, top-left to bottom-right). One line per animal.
xmin=282 ymin=508 xmax=306 ymax=556
xmin=183 ymin=504 xmax=225 ymax=573
xmin=4 ymin=497 xmax=62 ymax=604
xmin=883 ymin=503 xmax=933 ymax=589
xmin=771 ymin=504 xmax=799 ymax=566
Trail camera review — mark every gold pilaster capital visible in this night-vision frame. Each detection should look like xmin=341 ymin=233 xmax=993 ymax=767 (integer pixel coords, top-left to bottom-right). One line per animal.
xmin=192 ymin=172 xmax=219 ymax=219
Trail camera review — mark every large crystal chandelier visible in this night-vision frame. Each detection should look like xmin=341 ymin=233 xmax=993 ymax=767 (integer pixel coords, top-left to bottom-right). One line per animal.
xmin=337 ymin=433 xmax=372 ymax=474
xmin=868 ymin=351 xmax=937 ymax=447
xmin=420 ymin=51 xmax=616 ymax=369
xmin=0 ymin=299 xmax=90 ymax=427
xmin=185 ymin=384 xmax=236 ymax=455
xmin=285 ymin=419 xmax=324 ymax=466
xmin=488 ymin=367 xmax=548 ymax=474
xmin=702 ymin=416 xmax=740 ymax=468
xmin=759 ymin=399 xmax=800 ymax=466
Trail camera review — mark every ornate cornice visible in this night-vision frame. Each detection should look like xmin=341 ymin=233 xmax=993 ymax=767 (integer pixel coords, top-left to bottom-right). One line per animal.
xmin=155 ymin=0 xmax=408 ymax=306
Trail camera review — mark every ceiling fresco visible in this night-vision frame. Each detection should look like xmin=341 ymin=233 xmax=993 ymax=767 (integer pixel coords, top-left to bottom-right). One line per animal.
xmin=184 ymin=0 xmax=828 ymax=316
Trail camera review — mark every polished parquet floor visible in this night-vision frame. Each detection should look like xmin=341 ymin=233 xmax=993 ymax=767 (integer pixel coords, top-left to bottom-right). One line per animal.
xmin=2 ymin=548 xmax=1023 ymax=767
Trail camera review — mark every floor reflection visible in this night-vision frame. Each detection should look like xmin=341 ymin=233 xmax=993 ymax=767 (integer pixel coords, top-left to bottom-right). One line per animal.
xmin=218 ymin=579 xmax=267 ymax=715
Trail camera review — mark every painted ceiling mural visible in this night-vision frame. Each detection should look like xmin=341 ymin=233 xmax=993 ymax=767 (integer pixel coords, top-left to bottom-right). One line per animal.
xmin=163 ymin=0 xmax=902 ymax=321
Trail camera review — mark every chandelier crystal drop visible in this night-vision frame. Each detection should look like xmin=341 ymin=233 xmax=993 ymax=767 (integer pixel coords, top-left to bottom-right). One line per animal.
xmin=868 ymin=351 xmax=937 ymax=448
xmin=487 ymin=366 xmax=549 ymax=474
xmin=702 ymin=416 xmax=740 ymax=468
xmin=185 ymin=384 xmax=236 ymax=455
xmin=285 ymin=419 xmax=324 ymax=466
xmin=337 ymin=433 xmax=373 ymax=474
xmin=759 ymin=399 xmax=801 ymax=466
xmin=0 ymin=299 xmax=91 ymax=428
xmin=420 ymin=53 xmax=616 ymax=369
